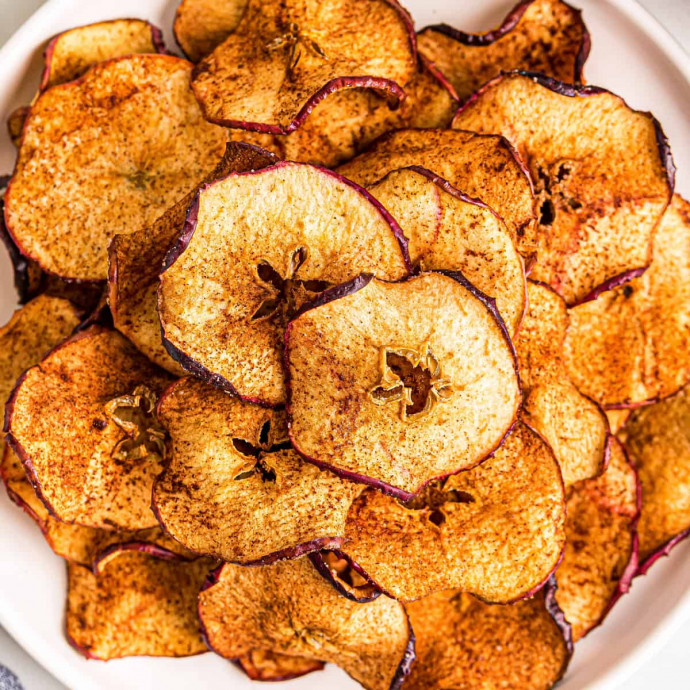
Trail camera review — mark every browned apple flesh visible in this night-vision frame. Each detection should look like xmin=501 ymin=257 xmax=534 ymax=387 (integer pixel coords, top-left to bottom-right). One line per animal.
xmin=237 ymin=650 xmax=324 ymax=682
xmin=309 ymin=550 xmax=382 ymax=603
xmin=6 ymin=106 xmax=28 ymax=147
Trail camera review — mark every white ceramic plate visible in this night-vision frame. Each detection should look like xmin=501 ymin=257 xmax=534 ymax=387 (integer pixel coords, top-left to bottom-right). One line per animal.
xmin=0 ymin=1 xmax=688 ymax=689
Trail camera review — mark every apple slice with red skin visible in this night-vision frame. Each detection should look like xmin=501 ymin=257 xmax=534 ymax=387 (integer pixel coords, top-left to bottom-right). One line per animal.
xmin=198 ymin=557 xmax=415 ymax=690
xmin=286 ymin=272 xmax=521 ymax=498
xmin=158 ymin=161 xmax=409 ymax=407
xmin=404 ymin=579 xmax=572 ymax=690
xmin=452 ymin=71 xmax=674 ymax=305
xmin=417 ymin=0 xmax=590 ymax=101
xmin=237 ymin=650 xmax=324 ymax=682
xmin=310 ymin=550 xmax=382 ymax=603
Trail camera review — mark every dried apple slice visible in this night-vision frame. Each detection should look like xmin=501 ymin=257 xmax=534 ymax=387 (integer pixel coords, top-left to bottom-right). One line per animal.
xmin=417 ymin=0 xmax=589 ymax=101
xmin=337 ymin=128 xmax=537 ymax=260
xmin=368 ymin=166 xmax=526 ymax=335
xmin=405 ymin=581 xmax=572 ymax=689
xmin=555 ymin=437 xmax=640 ymax=641
xmin=452 ymin=72 xmax=674 ymax=305
xmin=198 ymin=558 xmax=415 ymax=690
xmin=66 ymin=545 xmax=214 ymax=660
xmin=5 ymin=326 xmax=173 ymax=530
xmin=606 ymin=409 xmax=631 ymax=434
xmin=564 ymin=195 xmax=690 ymax=409
xmin=190 ymin=0 xmax=417 ymax=133
xmin=7 ymin=106 xmax=28 ymax=147
xmin=237 ymin=650 xmax=324 ymax=682
xmin=310 ymin=550 xmax=382 ymax=603
xmin=515 ymin=281 xmax=609 ymax=485
xmin=159 ymin=162 xmax=409 ymax=407
xmin=286 ymin=272 xmax=520 ymax=498
xmin=153 ymin=377 xmax=362 ymax=564
xmin=4 ymin=54 xmax=227 ymax=281
xmin=108 ymin=141 xmax=278 ymax=374
xmin=341 ymin=422 xmax=565 ymax=602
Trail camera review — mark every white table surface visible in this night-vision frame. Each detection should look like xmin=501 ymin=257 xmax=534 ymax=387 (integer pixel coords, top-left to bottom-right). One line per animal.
xmin=0 ymin=1 xmax=688 ymax=689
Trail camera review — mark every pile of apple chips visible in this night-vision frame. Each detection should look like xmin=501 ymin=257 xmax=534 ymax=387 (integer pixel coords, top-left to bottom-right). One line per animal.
xmin=0 ymin=1 xmax=686 ymax=687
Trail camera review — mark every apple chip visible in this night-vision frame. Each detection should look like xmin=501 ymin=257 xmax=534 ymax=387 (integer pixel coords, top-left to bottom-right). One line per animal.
xmin=198 ymin=558 xmax=415 ymax=690
xmin=452 ymin=72 xmax=674 ymax=305
xmin=342 ymin=422 xmax=565 ymax=602
xmin=606 ymin=409 xmax=631 ymax=435
xmin=337 ymin=128 xmax=537 ymax=260
xmin=108 ymin=141 xmax=278 ymax=374
xmin=368 ymin=166 xmax=526 ymax=335
xmin=621 ymin=385 xmax=690 ymax=572
xmin=237 ymin=650 xmax=324 ymax=682
xmin=286 ymin=272 xmax=520 ymax=498
xmin=4 ymin=54 xmax=227 ymax=281
xmin=564 ymin=195 xmax=690 ymax=408
xmin=190 ymin=0 xmax=417 ymax=133
xmin=66 ymin=546 xmax=214 ymax=660
xmin=5 ymin=326 xmax=173 ymax=530
xmin=310 ymin=550 xmax=382 ymax=603
xmin=405 ymin=581 xmax=572 ymax=690
xmin=515 ymin=281 xmax=609 ymax=485
xmin=159 ymin=162 xmax=409 ymax=406
xmin=153 ymin=377 xmax=362 ymax=564
xmin=417 ymin=0 xmax=589 ymax=101
xmin=7 ymin=106 xmax=28 ymax=147
xmin=555 ymin=438 xmax=640 ymax=641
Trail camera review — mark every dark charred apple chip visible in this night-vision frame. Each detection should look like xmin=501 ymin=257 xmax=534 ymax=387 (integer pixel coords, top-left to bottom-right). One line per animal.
xmin=5 ymin=326 xmax=173 ymax=530
xmin=108 ymin=141 xmax=278 ymax=375
xmin=158 ymin=162 xmax=409 ymax=407
xmin=564 ymin=195 xmax=690 ymax=408
xmin=153 ymin=377 xmax=362 ymax=564
xmin=198 ymin=558 xmax=415 ymax=690
xmin=452 ymin=72 xmax=674 ymax=305
xmin=237 ymin=650 xmax=324 ymax=682
xmin=190 ymin=0 xmax=417 ymax=133
xmin=555 ymin=437 xmax=640 ymax=641
xmin=342 ymin=422 xmax=565 ymax=602
xmin=404 ymin=581 xmax=572 ymax=690
xmin=66 ymin=546 xmax=214 ymax=660
xmin=310 ymin=550 xmax=382 ymax=603
xmin=286 ymin=272 xmax=520 ymax=498
xmin=337 ymin=128 xmax=537 ymax=260
xmin=368 ymin=166 xmax=526 ymax=336
xmin=4 ymin=55 xmax=227 ymax=281
xmin=417 ymin=0 xmax=589 ymax=101
xmin=515 ymin=281 xmax=609 ymax=485
xmin=621 ymin=386 xmax=690 ymax=571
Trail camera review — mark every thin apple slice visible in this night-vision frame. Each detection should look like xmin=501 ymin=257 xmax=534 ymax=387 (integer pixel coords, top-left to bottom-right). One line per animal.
xmin=452 ymin=72 xmax=674 ymax=305
xmin=418 ymin=0 xmax=589 ymax=100
xmin=159 ymin=161 xmax=409 ymax=407
xmin=108 ymin=141 xmax=278 ymax=375
xmin=153 ymin=377 xmax=362 ymax=564
xmin=515 ymin=281 xmax=609 ymax=485
xmin=5 ymin=326 xmax=173 ymax=530
xmin=7 ymin=106 xmax=28 ymax=147
xmin=237 ymin=650 xmax=324 ymax=682
xmin=405 ymin=581 xmax=572 ymax=689
xmin=555 ymin=437 xmax=640 ymax=641
xmin=198 ymin=558 xmax=415 ymax=690
xmin=4 ymin=55 xmax=227 ymax=282
xmin=287 ymin=272 xmax=520 ymax=498
xmin=337 ymin=128 xmax=537 ymax=260
xmin=368 ymin=166 xmax=526 ymax=336
xmin=66 ymin=545 xmax=214 ymax=660
xmin=190 ymin=0 xmax=417 ymax=133
xmin=564 ymin=195 xmax=690 ymax=408
xmin=341 ymin=422 xmax=565 ymax=602
xmin=310 ymin=550 xmax=382 ymax=603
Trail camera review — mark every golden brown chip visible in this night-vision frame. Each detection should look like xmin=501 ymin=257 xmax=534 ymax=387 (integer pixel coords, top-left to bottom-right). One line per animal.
xmin=564 ymin=195 xmax=690 ymax=408
xmin=405 ymin=582 xmax=572 ymax=690
xmin=66 ymin=546 xmax=213 ymax=660
xmin=153 ymin=377 xmax=362 ymax=564
xmin=190 ymin=0 xmax=417 ymax=133
xmin=452 ymin=72 xmax=674 ymax=305
xmin=342 ymin=422 xmax=565 ymax=603
xmin=515 ymin=281 xmax=609 ymax=485
xmin=368 ymin=166 xmax=526 ymax=335
xmin=555 ymin=437 xmax=640 ymax=641
xmin=5 ymin=326 xmax=173 ymax=530
xmin=287 ymin=273 xmax=521 ymax=498
xmin=4 ymin=54 xmax=227 ymax=281
xmin=337 ymin=128 xmax=537 ymax=260
xmin=417 ymin=0 xmax=589 ymax=100
xmin=6 ymin=105 xmax=28 ymax=147
xmin=310 ymin=550 xmax=382 ymax=603
xmin=159 ymin=162 xmax=409 ymax=407
xmin=237 ymin=650 xmax=324 ymax=682
xmin=198 ymin=558 xmax=415 ymax=690
xmin=606 ymin=409 xmax=632 ymax=435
